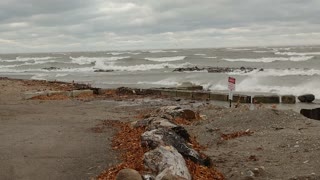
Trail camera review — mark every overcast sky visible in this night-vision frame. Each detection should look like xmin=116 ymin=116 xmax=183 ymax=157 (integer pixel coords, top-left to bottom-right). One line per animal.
xmin=0 ymin=0 xmax=320 ymax=53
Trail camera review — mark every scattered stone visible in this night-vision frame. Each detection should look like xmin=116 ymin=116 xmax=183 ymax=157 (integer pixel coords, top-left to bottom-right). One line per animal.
xmin=157 ymin=106 xmax=197 ymax=120
xmin=133 ymin=117 xmax=176 ymax=129
xmin=144 ymin=146 xmax=192 ymax=180
xmin=116 ymin=87 xmax=136 ymax=95
xmin=298 ymin=94 xmax=315 ymax=103
xmin=115 ymin=168 xmax=142 ymax=180
xmin=42 ymin=67 xmax=61 ymax=71
xmin=173 ymin=66 xmax=259 ymax=74
xmin=173 ymin=66 xmax=204 ymax=72
xmin=94 ymin=69 xmax=114 ymax=72
xmin=288 ymin=174 xmax=320 ymax=180
xmin=300 ymin=108 xmax=320 ymax=120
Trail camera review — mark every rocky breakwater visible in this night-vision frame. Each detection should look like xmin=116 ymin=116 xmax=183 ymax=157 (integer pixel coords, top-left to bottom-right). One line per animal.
xmin=115 ymin=106 xmax=224 ymax=180
xmin=173 ymin=66 xmax=263 ymax=73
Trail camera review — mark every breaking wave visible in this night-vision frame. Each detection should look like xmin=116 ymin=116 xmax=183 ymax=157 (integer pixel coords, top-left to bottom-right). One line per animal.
xmin=70 ymin=56 xmax=130 ymax=65
xmin=274 ymin=52 xmax=320 ymax=56
xmin=204 ymin=57 xmax=217 ymax=59
xmin=228 ymin=68 xmax=320 ymax=76
xmin=1 ymin=56 xmax=55 ymax=62
xmin=223 ymin=56 xmax=313 ymax=63
xmin=106 ymin=52 xmax=141 ymax=55
xmin=145 ymin=56 xmax=186 ymax=62
xmin=206 ymin=77 xmax=320 ymax=98
xmin=138 ymin=78 xmax=181 ymax=86
xmin=147 ymin=50 xmax=178 ymax=53
xmin=92 ymin=62 xmax=191 ymax=72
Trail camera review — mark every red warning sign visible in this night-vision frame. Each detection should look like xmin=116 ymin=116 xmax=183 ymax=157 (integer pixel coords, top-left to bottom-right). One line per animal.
xmin=228 ymin=77 xmax=236 ymax=91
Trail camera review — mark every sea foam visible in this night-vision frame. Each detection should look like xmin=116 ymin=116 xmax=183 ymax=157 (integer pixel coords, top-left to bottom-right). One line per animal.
xmin=206 ymin=77 xmax=320 ymax=98
xmin=93 ymin=62 xmax=191 ymax=71
xmin=223 ymin=56 xmax=313 ymax=63
xmin=70 ymin=56 xmax=130 ymax=65
xmin=145 ymin=56 xmax=186 ymax=62
xmin=275 ymin=52 xmax=320 ymax=56
xmin=228 ymin=68 xmax=320 ymax=76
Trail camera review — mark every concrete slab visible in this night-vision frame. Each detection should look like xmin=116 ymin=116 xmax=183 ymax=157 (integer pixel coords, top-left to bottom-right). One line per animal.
xmin=176 ymin=90 xmax=192 ymax=99
xmin=281 ymin=95 xmax=296 ymax=104
xmin=47 ymin=91 xmax=72 ymax=97
xmin=231 ymin=94 xmax=252 ymax=103
xmin=209 ymin=93 xmax=229 ymax=101
xmin=192 ymin=91 xmax=210 ymax=100
xmin=253 ymin=95 xmax=280 ymax=104
xmin=22 ymin=91 xmax=48 ymax=100
xmin=160 ymin=90 xmax=177 ymax=97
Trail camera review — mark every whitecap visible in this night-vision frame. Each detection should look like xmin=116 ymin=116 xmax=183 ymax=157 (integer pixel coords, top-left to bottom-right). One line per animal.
xmin=275 ymin=52 xmax=320 ymax=56
xmin=70 ymin=56 xmax=130 ymax=65
xmin=207 ymin=77 xmax=320 ymax=98
xmin=31 ymin=73 xmax=48 ymax=80
xmin=204 ymin=57 xmax=217 ymax=59
xmin=138 ymin=78 xmax=181 ymax=86
xmin=223 ymin=56 xmax=313 ymax=63
xmin=145 ymin=56 xmax=186 ymax=62
xmin=228 ymin=68 xmax=320 ymax=77
xmin=146 ymin=50 xmax=178 ymax=53
xmin=93 ymin=62 xmax=191 ymax=72
xmin=1 ymin=56 xmax=55 ymax=62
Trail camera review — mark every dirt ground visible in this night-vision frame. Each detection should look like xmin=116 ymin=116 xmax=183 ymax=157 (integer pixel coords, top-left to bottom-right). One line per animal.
xmin=1 ymin=78 xmax=320 ymax=180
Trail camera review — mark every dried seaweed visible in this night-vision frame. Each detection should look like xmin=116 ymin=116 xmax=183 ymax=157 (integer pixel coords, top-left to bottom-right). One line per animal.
xmin=97 ymin=121 xmax=148 ymax=180
xmin=186 ymin=159 xmax=225 ymax=180
xmin=221 ymin=130 xmax=254 ymax=140
xmin=31 ymin=94 xmax=70 ymax=100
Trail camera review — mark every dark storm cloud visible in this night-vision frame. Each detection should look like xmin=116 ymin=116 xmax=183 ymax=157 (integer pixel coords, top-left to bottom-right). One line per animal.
xmin=0 ymin=0 xmax=319 ymax=53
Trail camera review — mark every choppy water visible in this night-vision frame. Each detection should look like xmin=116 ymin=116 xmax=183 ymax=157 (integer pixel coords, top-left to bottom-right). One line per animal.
xmin=1 ymin=46 xmax=320 ymax=99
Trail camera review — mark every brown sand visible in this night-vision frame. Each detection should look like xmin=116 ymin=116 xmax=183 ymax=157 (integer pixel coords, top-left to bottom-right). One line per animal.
xmin=0 ymin=77 xmax=320 ymax=180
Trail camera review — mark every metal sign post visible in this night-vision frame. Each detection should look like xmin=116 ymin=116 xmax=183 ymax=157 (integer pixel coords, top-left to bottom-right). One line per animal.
xmin=228 ymin=77 xmax=236 ymax=108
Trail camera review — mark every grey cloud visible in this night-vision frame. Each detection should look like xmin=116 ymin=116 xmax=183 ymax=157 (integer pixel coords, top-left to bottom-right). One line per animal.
xmin=0 ymin=0 xmax=319 ymax=53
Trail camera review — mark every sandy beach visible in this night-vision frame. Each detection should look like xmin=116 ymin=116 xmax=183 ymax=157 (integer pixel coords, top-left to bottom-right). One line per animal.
xmin=1 ymin=77 xmax=320 ymax=180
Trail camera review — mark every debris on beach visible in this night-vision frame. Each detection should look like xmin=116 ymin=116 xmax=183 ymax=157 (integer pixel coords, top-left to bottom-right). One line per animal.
xmin=221 ymin=129 xmax=254 ymax=140
xmin=30 ymin=94 xmax=70 ymax=100
xmin=98 ymin=106 xmax=224 ymax=180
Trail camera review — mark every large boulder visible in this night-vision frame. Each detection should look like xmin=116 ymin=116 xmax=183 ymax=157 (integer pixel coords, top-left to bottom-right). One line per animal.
xmin=141 ymin=128 xmax=210 ymax=166
xmin=133 ymin=117 xmax=178 ymax=129
xmin=116 ymin=168 xmax=142 ymax=180
xmin=300 ymin=108 xmax=320 ymax=120
xmin=298 ymin=94 xmax=315 ymax=103
xmin=157 ymin=106 xmax=197 ymax=120
xmin=144 ymin=146 xmax=191 ymax=180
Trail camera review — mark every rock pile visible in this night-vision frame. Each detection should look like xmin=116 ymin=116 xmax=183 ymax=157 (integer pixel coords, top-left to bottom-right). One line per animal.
xmin=117 ymin=106 xmax=213 ymax=179
xmin=173 ymin=66 xmax=263 ymax=73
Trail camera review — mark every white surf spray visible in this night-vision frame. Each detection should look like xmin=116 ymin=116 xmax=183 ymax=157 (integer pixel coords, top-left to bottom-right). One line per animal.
xmin=145 ymin=56 xmax=186 ymax=62
xmin=223 ymin=56 xmax=313 ymax=63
